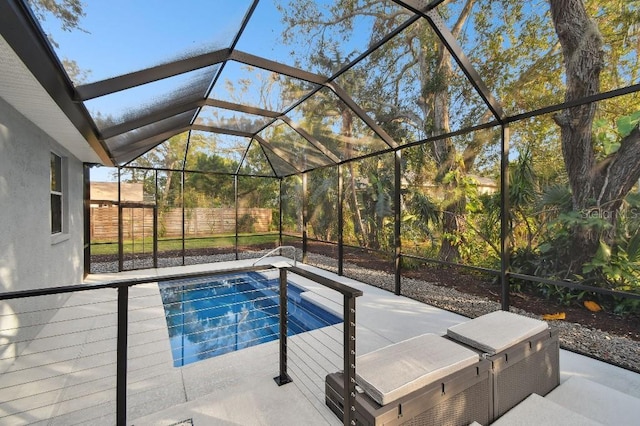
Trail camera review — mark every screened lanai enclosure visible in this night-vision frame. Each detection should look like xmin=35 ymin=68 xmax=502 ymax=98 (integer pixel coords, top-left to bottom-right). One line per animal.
xmin=3 ymin=1 xmax=640 ymax=313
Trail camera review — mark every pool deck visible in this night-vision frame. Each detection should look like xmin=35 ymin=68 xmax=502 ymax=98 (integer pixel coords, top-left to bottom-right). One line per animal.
xmin=4 ymin=258 xmax=639 ymax=425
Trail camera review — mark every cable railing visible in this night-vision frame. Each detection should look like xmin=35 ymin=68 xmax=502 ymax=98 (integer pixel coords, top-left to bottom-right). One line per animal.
xmin=0 ymin=261 xmax=362 ymax=425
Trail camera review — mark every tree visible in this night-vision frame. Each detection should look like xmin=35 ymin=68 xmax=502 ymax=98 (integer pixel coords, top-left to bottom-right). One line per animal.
xmin=27 ymin=0 xmax=89 ymax=84
xmin=27 ymin=0 xmax=84 ymax=33
xmin=277 ymin=0 xmax=509 ymax=261
xmin=549 ymin=0 xmax=640 ymax=269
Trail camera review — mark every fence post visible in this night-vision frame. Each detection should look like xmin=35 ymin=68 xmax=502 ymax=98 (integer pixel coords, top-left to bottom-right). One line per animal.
xmin=343 ymin=294 xmax=357 ymax=426
xmin=274 ymin=268 xmax=292 ymax=386
xmin=116 ymin=285 xmax=129 ymax=425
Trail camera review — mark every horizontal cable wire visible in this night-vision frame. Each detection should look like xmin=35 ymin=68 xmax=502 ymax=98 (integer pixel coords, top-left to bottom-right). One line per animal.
xmin=0 ymin=352 xmax=117 ymax=379
xmin=0 ymin=309 xmax=117 ymax=333
xmin=168 ymin=328 xmax=281 ymax=365
xmin=164 ymin=304 xmax=279 ymax=336
xmin=162 ymin=286 xmax=278 ymax=315
xmin=0 ymin=379 xmax=117 ymax=421
xmin=37 ymin=400 xmax=116 ymax=426
xmin=287 ymin=329 xmax=342 ymax=372
xmin=0 ymin=328 xmax=118 ymax=361
xmin=0 ymin=270 xmax=356 ymax=424
xmin=287 ymin=360 xmax=336 ymax=424
xmin=0 ymin=372 xmax=116 ymax=407
xmin=0 ymin=296 xmax=117 ymax=317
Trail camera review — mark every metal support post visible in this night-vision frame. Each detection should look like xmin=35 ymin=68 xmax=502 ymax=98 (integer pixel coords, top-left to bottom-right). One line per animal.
xmin=338 ymin=165 xmax=344 ymax=276
xmin=181 ymin=171 xmax=185 ymax=266
xmin=343 ymin=295 xmax=357 ymax=426
xmin=274 ymin=268 xmax=292 ymax=386
xmin=118 ymin=168 xmax=123 ymax=272
xmin=279 ymin=179 xmax=283 ymax=247
xmin=83 ymin=163 xmax=91 ymax=277
xmin=394 ymin=150 xmax=402 ymax=295
xmin=116 ymin=285 xmax=129 ymax=425
xmin=153 ymin=205 xmax=158 ymax=269
xmin=302 ymin=173 xmax=308 ymax=263
xmin=501 ymin=125 xmax=511 ymax=310
xmin=235 ymin=175 xmax=239 ymax=260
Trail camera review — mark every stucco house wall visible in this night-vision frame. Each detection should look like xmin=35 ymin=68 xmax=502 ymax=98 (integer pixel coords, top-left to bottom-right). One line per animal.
xmin=0 ymin=96 xmax=85 ymax=369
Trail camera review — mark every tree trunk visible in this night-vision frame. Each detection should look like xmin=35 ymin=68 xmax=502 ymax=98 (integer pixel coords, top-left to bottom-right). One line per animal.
xmin=550 ymin=0 xmax=640 ymax=269
xmin=431 ymin=36 xmax=465 ymax=262
xmin=342 ymin=108 xmax=367 ymax=247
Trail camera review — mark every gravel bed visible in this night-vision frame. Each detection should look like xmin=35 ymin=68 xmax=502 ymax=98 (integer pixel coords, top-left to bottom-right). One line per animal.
xmin=90 ymin=251 xmax=640 ymax=373
xmin=306 ymin=253 xmax=640 ymax=374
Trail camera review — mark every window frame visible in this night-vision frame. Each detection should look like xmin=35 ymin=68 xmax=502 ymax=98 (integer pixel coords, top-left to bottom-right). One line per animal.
xmin=50 ymin=151 xmax=69 ymax=243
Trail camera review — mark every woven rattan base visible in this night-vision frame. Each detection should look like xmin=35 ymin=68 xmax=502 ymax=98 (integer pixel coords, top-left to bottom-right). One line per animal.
xmin=452 ymin=328 xmax=560 ymax=421
xmin=325 ymin=359 xmax=492 ymax=426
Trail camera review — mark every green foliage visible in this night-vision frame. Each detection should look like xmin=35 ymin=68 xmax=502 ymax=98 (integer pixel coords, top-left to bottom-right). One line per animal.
xmin=308 ymin=168 xmax=339 ymax=242
xmin=617 ymin=111 xmax=640 ymax=138
xmin=610 ymin=297 xmax=640 ymax=316
xmin=536 ymin=284 xmax=586 ymax=307
xmin=27 ymin=0 xmax=85 ymax=32
xmin=237 ymin=214 xmax=255 ymax=234
xmin=583 ymin=233 xmax=640 ymax=292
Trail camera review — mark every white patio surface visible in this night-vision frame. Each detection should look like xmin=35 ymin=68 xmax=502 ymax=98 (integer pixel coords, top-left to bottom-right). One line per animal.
xmin=2 ymin=257 xmax=639 ymax=425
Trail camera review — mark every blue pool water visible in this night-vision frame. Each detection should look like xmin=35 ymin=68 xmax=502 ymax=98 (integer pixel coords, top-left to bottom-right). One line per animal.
xmin=159 ymin=272 xmax=342 ymax=366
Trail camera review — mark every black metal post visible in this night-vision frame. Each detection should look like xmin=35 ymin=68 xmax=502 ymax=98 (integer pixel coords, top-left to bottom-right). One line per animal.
xmin=153 ymin=172 xmax=158 ymax=268
xmin=83 ymin=163 xmax=91 ymax=278
xmin=279 ymin=178 xmax=283 ymax=247
xmin=394 ymin=150 xmax=402 ymax=295
xmin=181 ymin=171 xmax=185 ymax=266
xmin=153 ymin=206 xmax=158 ymax=269
xmin=500 ymin=125 xmax=511 ymax=310
xmin=302 ymin=173 xmax=308 ymax=263
xmin=274 ymin=268 xmax=292 ymax=386
xmin=118 ymin=168 xmax=123 ymax=272
xmin=235 ymin=175 xmax=239 ymax=260
xmin=116 ymin=285 xmax=129 ymax=425
xmin=343 ymin=294 xmax=357 ymax=426
xmin=338 ymin=165 xmax=344 ymax=276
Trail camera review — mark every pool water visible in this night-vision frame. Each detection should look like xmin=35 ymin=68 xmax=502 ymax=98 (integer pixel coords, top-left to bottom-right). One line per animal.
xmin=159 ymin=272 xmax=342 ymax=366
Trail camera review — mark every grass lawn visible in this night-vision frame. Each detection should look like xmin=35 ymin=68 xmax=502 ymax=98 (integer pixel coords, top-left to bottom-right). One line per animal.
xmin=91 ymin=233 xmax=280 ymax=256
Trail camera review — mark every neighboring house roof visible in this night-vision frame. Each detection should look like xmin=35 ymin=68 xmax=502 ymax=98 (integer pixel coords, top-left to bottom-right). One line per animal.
xmin=90 ymin=182 xmax=143 ymax=203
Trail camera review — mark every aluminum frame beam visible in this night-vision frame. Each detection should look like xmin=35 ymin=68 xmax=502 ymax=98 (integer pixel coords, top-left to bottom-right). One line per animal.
xmin=191 ymin=124 xmax=255 ymax=138
xmin=326 ymin=82 xmax=399 ymax=149
xmin=279 ymin=116 xmax=341 ymax=164
xmin=253 ymin=135 xmax=303 ymax=173
xmin=206 ymin=99 xmax=281 ymax=118
xmin=0 ymin=0 xmax=113 ymax=165
xmin=394 ymin=1 xmax=506 ymax=122
xmin=230 ymin=50 xmax=328 ymax=86
xmin=75 ymin=49 xmax=231 ymax=101
xmin=112 ymin=126 xmax=190 ymax=164
xmin=100 ymin=101 xmax=204 ymax=140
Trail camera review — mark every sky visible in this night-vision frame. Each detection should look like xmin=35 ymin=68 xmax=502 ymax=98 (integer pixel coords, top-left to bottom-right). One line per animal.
xmin=34 ymin=0 xmax=383 ymax=182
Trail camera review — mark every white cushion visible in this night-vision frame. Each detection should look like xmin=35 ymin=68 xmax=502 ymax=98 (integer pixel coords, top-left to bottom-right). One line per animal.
xmin=447 ymin=311 xmax=548 ymax=355
xmin=355 ymin=333 xmax=479 ymax=406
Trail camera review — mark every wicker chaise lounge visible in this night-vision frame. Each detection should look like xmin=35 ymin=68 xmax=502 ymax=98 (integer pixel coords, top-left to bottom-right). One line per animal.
xmin=325 ymin=333 xmax=493 ymax=425
xmin=325 ymin=311 xmax=560 ymax=425
xmin=446 ymin=310 xmax=560 ymax=421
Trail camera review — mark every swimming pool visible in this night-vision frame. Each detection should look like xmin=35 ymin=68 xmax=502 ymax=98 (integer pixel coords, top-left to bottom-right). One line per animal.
xmin=159 ymin=272 xmax=342 ymax=366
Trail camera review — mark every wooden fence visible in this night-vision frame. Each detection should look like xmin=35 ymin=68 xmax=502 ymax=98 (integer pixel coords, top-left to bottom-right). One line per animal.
xmin=90 ymin=206 xmax=274 ymax=240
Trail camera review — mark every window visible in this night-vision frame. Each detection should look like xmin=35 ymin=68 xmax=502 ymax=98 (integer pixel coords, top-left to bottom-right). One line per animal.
xmin=51 ymin=152 xmax=63 ymax=234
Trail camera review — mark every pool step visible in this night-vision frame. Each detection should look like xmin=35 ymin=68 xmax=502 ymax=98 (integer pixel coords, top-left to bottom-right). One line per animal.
xmin=545 ymin=376 xmax=640 ymax=425
xmin=491 ymin=393 xmax=601 ymax=425
xmin=492 ymin=376 xmax=640 ymax=425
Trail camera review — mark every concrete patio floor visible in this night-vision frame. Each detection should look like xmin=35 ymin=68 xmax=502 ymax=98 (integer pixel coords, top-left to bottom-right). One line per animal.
xmin=3 ymin=258 xmax=639 ymax=425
